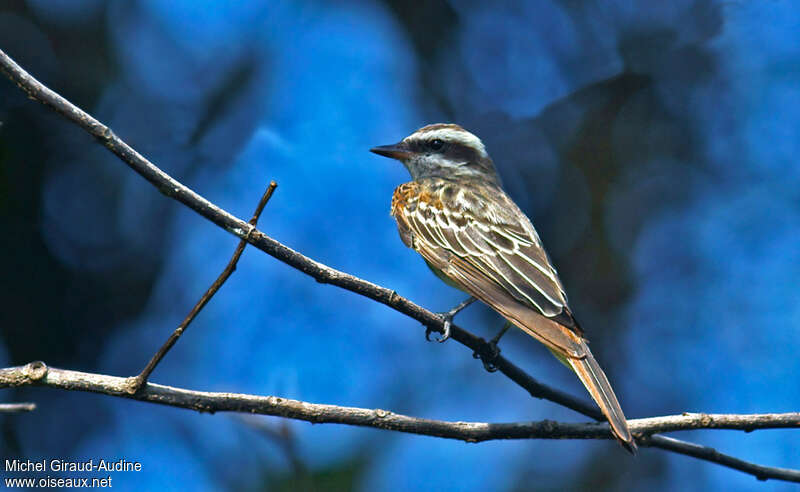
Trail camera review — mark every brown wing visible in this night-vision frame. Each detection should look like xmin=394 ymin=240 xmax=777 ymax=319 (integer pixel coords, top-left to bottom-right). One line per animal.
xmin=392 ymin=180 xmax=586 ymax=358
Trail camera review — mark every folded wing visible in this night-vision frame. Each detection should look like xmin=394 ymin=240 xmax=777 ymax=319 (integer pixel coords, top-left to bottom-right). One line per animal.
xmin=392 ymin=180 xmax=584 ymax=358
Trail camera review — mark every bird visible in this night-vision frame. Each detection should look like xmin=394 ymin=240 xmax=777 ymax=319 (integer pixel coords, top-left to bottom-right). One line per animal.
xmin=370 ymin=123 xmax=636 ymax=453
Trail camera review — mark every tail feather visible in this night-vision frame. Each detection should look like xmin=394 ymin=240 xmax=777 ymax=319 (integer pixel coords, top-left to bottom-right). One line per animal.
xmin=509 ymin=312 xmax=636 ymax=453
xmin=427 ymin=253 xmax=636 ymax=452
xmin=568 ymin=341 xmax=637 ymax=454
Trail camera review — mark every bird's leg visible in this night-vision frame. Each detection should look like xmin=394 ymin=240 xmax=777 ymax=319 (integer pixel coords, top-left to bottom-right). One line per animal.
xmin=473 ymin=321 xmax=512 ymax=372
xmin=489 ymin=321 xmax=511 ymax=346
xmin=426 ymin=296 xmax=477 ymax=343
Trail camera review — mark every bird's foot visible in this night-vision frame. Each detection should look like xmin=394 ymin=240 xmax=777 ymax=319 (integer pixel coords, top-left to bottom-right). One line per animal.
xmin=472 ymin=322 xmax=511 ymax=372
xmin=472 ymin=343 xmax=501 ymax=372
xmin=425 ymin=316 xmax=454 ymax=343
xmin=427 ymin=297 xmax=476 ymax=343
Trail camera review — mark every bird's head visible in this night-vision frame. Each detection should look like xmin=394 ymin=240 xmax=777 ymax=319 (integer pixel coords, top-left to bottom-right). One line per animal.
xmin=371 ymin=124 xmax=500 ymax=185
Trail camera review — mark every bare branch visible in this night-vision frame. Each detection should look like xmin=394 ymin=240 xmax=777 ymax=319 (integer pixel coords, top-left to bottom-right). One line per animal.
xmin=0 ymin=46 xmax=599 ymax=422
xmin=236 ymin=416 xmax=307 ymax=476
xmin=126 ymin=181 xmax=278 ymax=393
xmin=0 ymin=402 xmax=36 ymax=413
xmin=1 ymin=362 xmax=798 ymax=482
xmin=643 ymin=435 xmax=799 ymax=483
xmin=1 ymin=48 xmax=799 ymax=483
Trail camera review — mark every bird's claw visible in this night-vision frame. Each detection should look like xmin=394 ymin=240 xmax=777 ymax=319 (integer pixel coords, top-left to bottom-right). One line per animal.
xmin=426 ymin=316 xmax=452 ymax=343
xmin=473 ymin=321 xmax=510 ymax=370
xmin=428 ymin=297 xmax=474 ymax=343
xmin=472 ymin=341 xmax=501 ymax=372
xmin=439 ymin=317 xmax=452 ymax=343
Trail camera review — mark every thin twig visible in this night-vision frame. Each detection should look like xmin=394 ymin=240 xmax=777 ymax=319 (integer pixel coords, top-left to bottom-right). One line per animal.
xmin=1 ymin=362 xmax=798 ymax=483
xmin=126 ymin=181 xmax=278 ymax=394
xmin=1 ymin=48 xmax=798 ymax=483
xmin=0 ymin=402 xmax=36 ymax=413
xmin=237 ymin=416 xmax=307 ymax=477
xmin=643 ymin=435 xmax=800 ymax=483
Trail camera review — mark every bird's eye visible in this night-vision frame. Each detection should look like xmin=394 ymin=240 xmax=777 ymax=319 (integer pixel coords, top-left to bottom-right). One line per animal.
xmin=429 ymin=139 xmax=444 ymax=151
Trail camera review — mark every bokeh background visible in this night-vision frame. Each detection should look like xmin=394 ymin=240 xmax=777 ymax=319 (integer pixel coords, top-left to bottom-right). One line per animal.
xmin=1 ymin=0 xmax=798 ymax=490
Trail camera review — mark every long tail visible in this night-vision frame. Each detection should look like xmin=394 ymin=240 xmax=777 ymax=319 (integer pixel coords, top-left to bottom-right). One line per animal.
xmin=567 ymin=341 xmax=637 ymax=454
xmin=438 ymin=257 xmax=636 ymax=452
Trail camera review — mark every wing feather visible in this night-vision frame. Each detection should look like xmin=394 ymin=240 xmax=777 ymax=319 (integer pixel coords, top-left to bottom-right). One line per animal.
xmin=444 ymin=254 xmax=586 ymax=358
xmin=392 ymin=180 xmax=584 ymax=354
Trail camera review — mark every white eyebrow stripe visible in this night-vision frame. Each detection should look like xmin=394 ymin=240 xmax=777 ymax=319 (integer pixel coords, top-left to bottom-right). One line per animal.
xmin=407 ymin=128 xmax=487 ymax=157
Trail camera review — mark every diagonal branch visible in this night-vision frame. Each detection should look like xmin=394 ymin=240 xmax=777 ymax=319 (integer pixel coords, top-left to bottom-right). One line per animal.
xmin=126 ymin=180 xmax=278 ymax=393
xmin=643 ymin=435 xmax=799 ymax=483
xmin=1 ymin=48 xmax=798 ymax=483
xmin=1 ymin=362 xmax=799 ymax=483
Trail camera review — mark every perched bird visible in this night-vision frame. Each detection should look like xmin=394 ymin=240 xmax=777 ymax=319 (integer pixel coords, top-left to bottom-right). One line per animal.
xmin=371 ymin=123 xmax=636 ymax=453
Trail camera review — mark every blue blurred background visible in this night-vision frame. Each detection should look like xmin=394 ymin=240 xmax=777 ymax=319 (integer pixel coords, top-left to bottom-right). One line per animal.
xmin=1 ymin=0 xmax=798 ymax=490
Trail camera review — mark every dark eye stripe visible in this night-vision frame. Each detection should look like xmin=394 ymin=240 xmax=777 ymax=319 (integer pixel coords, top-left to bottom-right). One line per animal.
xmin=446 ymin=142 xmax=483 ymax=163
xmin=429 ymin=139 xmax=444 ymax=151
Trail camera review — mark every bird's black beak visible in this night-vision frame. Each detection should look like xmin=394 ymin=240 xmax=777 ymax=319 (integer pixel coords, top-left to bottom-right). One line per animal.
xmin=370 ymin=142 xmax=412 ymax=160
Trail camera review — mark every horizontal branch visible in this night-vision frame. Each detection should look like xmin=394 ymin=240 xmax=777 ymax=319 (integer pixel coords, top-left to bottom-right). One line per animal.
xmin=0 ymin=362 xmax=614 ymax=441
xmin=1 ymin=362 xmax=798 ymax=482
xmin=3 ymin=363 xmax=799 ymax=438
xmin=0 ymin=402 xmax=36 ymax=413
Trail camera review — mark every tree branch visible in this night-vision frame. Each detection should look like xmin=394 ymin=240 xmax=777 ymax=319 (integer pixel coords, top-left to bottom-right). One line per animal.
xmin=643 ymin=435 xmax=799 ymax=483
xmin=0 ymin=47 xmax=601 ymax=422
xmin=1 ymin=362 xmax=798 ymax=482
xmin=1 ymin=47 xmax=799 ymax=483
xmin=0 ymin=402 xmax=36 ymax=413
xmin=127 ymin=180 xmax=278 ymax=393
